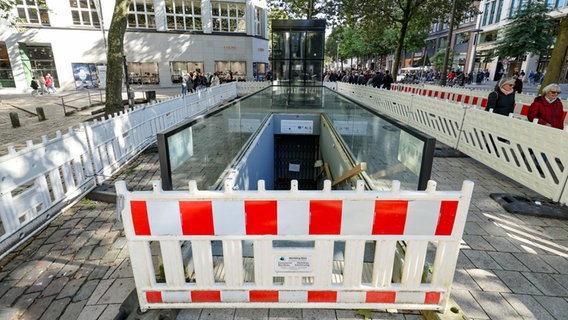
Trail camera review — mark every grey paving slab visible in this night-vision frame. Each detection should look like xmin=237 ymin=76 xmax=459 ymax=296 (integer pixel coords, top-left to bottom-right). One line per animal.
xmin=467 ymin=269 xmax=511 ymax=292
xmin=493 ymin=270 xmax=543 ymax=295
xmin=199 ymin=308 xmax=235 ymax=320
xmin=76 ymin=305 xmax=106 ymax=320
xmin=302 ymin=309 xmax=337 ymax=320
xmin=268 ymin=308 xmax=303 ymax=319
xmin=501 ymin=293 xmax=555 ymax=320
xmin=487 ymin=252 xmax=530 ymax=271
xmin=513 ymin=253 xmax=558 ymax=273
xmin=521 ymin=272 xmax=568 ymax=296
xmin=39 ymin=297 xmax=71 ymax=320
xmin=449 ymin=289 xmax=487 ymax=319
xmin=462 ymin=250 xmax=502 ymax=270
xmin=234 ymin=308 xmax=269 ymax=320
xmin=176 ymin=309 xmax=203 ymax=320
xmin=469 ymin=291 xmax=520 ymax=320
xmin=97 ymin=278 xmax=136 ymax=305
xmin=59 ymin=300 xmax=87 ymax=320
xmin=532 ymin=295 xmax=568 ymax=320
xmin=452 ymin=268 xmax=482 ymax=290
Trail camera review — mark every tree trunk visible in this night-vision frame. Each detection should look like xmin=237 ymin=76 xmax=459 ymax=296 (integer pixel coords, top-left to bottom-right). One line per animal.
xmin=392 ymin=1 xmax=413 ymax=82
xmin=105 ymin=0 xmax=130 ymax=115
xmin=393 ymin=23 xmax=409 ymax=83
xmin=541 ymin=15 xmax=568 ymax=94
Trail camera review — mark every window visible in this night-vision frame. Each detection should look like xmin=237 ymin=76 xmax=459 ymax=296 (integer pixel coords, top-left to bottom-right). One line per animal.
xmin=215 ymin=61 xmax=246 ymax=80
xmin=495 ymin=0 xmax=503 ymax=23
xmin=69 ymin=0 xmax=100 ymax=27
xmin=211 ymin=2 xmax=245 ymax=32
xmin=0 ymin=43 xmax=15 ymax=88
xmin=16 ymin=0 xmax=50 ymax=25
xmin=254 ymin=7 xmax=262 ymax=36
xmin=126 ymin=62 xmax=159 ymax=85
xmin=128 ymin=0 xmax=156 ymax=29
xmin=165 ymin=0 xmax=202 ymax=31
xmin=170 ymin=61 xmax=204 ymax=83
xmin=482 ymin=0 xmax=503 ymax=26
xmin=26 ymin=45 xmax=59 ymax=87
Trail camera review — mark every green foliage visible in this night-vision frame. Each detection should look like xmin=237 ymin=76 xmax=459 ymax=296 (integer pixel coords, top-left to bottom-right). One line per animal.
xmin=355 ymin=309 xmax=372 ymax=319
xmin=267 ymin=0 xmax=336 ymax=20
xmin=431 ymin=47 xmax=454 ymax=71
xmin=491 ymin=1 xmax=555 ymax=60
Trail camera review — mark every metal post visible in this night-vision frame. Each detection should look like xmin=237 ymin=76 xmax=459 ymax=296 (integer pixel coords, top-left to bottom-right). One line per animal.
xmin=469 ymin=29 xmax=483 ymax=76
xmin=123 ymin=53 xmax=134 ymax=109
xmin=336 ymin=41 xmax=341 ymax=71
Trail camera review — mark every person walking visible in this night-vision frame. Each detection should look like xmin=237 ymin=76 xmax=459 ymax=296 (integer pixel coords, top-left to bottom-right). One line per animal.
xmin=45 ymin=74 xmax=56 ymax=93
xmin=513 ymin=73 xmax=523 ymax=93
xmin=382 ymin=70 xmax=393 ymax=90
xmin=30 ymin=77 xmax=41 ymax=95
xmin=527 ymin=83 xmax=565 ymax=129
xmin=486 ymin=77 xmax=516 ymax=116
xmin=180 ymin=73 xmax=188 ymax=96
xmin=210 ymin=73 xmax=220 ymax=87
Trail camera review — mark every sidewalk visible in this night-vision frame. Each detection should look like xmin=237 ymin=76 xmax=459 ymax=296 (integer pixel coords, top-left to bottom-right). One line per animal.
xmin=1 ymin=87 xmax=567 ymax=320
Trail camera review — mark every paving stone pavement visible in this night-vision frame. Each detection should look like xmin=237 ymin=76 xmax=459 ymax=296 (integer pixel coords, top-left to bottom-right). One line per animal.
xmin=1 ymin=86 xmax=568 ymax=320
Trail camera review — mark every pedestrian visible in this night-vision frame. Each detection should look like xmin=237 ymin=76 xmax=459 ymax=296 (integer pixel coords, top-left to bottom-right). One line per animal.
xmin=180 ymin=73 xmax=188 ymax=96
xmin=39 ymin=75 xmax=47 ymax=93
xmin=513 ymin=74 xmax=523 ymax=93
xmin=486 ymin=77 xmax=516 ymax=116
xmin=186 ymin=72 xmax=194 ymax=93
xmin=382 ymin=70 xmax=393 ymax=90
xmin=30 ymin=77 xmax=40 ymax=95
xmin=45 ymin=73 xmax=56 ymax=93
xmin=527 ymin=83 xmax=565 ymax=130
xmin=210 ymin=73 xmax=220 ymax=87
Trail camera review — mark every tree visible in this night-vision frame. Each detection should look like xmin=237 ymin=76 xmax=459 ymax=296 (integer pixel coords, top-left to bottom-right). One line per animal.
xmin=338 ymin=0 xmax=476 ymax=82
xmin=105 ymin=0 xmax=131 ymax=115
xmin=541 ymin=15 xmax=568 ymax=93
xmin=490 ymin=1 xmax=554 ymax=61
xmin=432 ymin=47 xmax=454 ymax=71
xmin=268 ymin=0 xmax=332 ymax=20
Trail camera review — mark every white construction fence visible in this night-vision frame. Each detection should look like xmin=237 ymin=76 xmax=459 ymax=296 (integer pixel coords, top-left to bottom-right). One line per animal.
xmin=325 ymin=82 xmax=568 ymax=205
xmin=116 ymin=178 xmax=474 ymax=312
xmin=0 ymin=82 xmax=270 ymax=259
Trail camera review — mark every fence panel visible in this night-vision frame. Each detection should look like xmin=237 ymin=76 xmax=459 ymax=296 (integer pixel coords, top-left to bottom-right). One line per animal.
xmin=116 ymin=179 xmax=474 ymax=312
xmin=458 ymin=108 xmax=568 ymax=202
xmin=0 ymin=129 xmax=96 ymax=257
xmin=334 ymin=83 xmax=568 ymax=204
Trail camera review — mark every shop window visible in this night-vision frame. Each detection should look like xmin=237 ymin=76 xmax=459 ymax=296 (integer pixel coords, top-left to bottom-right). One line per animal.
xmin=170 ymin=61 xmax=204 ymax=83
xmin=215 ymin=61 xmax=246 ymax=81
xmin=0 ymin=43 xmax=15 ymax=88
xmin=26 ymin=45 xmax=59 ymax=87
xmin=126 ymin=62 xmax=160 ymax=85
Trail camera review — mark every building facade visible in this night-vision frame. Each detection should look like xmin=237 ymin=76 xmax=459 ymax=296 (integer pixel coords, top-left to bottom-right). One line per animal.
xmin=0 ymin=0 xmax=269 ymax=93
xmin=425 ymin=0 xmax=568 ymax=82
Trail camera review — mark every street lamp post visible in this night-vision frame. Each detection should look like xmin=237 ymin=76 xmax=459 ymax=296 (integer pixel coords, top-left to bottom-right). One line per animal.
xmin=469 ymin=28 xmax=483 ymax=84
xmin=336 ymin=41 xmax=342 ymax=71
xmin=122 ymin=51 xmax=134 ymax=109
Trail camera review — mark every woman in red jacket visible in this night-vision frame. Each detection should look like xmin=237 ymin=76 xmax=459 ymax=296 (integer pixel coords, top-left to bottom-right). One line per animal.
xmin=528 ymin=83 xmax=565 ymax=129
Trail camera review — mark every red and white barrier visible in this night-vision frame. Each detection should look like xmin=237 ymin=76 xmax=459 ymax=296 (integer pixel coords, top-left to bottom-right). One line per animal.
xmin=116 ymin=179 xmax=474 ymax=312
